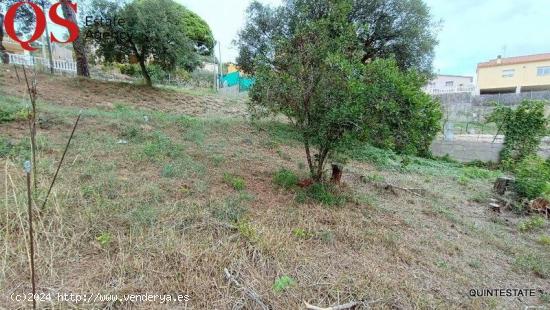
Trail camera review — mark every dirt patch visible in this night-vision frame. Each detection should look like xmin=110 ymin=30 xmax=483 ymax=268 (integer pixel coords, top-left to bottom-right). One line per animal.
xmin=0 ymin=65 xmax=248 ymax=117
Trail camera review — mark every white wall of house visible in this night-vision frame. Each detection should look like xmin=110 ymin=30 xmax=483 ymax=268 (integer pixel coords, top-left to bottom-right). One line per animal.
xmin=424 ymin=75 xmax=475 ymax=94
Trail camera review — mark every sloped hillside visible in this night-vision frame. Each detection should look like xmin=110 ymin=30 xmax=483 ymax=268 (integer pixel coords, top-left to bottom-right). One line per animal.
xmin=0 ymin=65 xmax=549 ymax=309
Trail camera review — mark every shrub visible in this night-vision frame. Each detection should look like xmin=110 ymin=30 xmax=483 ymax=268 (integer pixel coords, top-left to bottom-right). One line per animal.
xmin=119 ymin=63 xmax=140 ymax=76
xmin=514 ymin=155 xmax=550 ymax=199
xmin=488 ymin=100 xmax=548 ymax=165
xmin=273 ymin=169 xmax=299 ymax=189
xmin=223 ymin=173 xmax=246 ymax=191
xmin=518 ymin=216 xmax=546 ymax=233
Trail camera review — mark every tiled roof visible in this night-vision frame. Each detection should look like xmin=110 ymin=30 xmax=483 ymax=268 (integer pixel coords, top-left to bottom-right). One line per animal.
xmin=478 ymin=53 xmax=550 ymax=68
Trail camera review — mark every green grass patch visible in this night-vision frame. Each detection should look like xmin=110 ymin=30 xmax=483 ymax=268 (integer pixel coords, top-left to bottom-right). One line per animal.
xmin=514 ymin=253 xmax=550 ymax=279
xmin=273 ymin=168 xmax=299 ymax=189
xmin=272 ymin=276 xmax=296 ymax=293
xmin=518 ymin=216 xmax=547 ymax=233
xmin=210 ymin=194 xmax=250 ymax=224
xmin=296 ymin=183 xmax=347 ymax=206
xmin=537 ymin=235 xmax=550 ymax=246
xmin=223 ymin=173 xmax=246 ymax=191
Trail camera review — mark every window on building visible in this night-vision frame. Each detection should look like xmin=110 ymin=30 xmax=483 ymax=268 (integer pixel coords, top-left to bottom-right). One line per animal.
xmin=537 ymin=66 xmax=550 ymax=76
xmin=502 ymin=69 xmax=515 ymax=78
xmin=445 ymin=81 xmax=454 ymax=87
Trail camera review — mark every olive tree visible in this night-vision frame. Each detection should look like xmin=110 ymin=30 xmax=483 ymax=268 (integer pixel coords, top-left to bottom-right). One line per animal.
xmin=247 ymin=0 xmax=442 ymax=182
xmin=86 ymin=0 xmax=201 ymax=86
xmin=236 ymin=0 xmax=438 ymax=76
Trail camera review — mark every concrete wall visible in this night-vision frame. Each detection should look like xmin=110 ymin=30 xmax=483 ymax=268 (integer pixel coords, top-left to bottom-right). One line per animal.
xmin=431 ymin=137 xmax=550 ymax=162
xmin=435 ymin=90 xmax=550 ymax=106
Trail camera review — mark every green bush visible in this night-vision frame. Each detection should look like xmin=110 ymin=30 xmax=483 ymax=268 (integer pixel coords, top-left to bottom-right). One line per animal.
xmin=273 ymin=168 xmax=299 ymax=189
xmin=119 ymin=63 xmax=140 ymax=76
xmin=488 ymin=100 xmax=548 ymax=165
xmin=514 ymin=155 xmax=550 ymax=199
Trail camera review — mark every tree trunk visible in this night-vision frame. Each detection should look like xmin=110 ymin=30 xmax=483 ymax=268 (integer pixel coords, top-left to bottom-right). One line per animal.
xmin=304 ymin=136 xmax=315 ymax=177
xmin=330 ymin=164 xmax=343 ymax=184
xmin=60 ymin=0 xmax=90 ymax=77
xmin=0 ymin=13 xmax=9 ymax=64
xmin=138 ymin=57 xmax=152 ymax=87
xmin=314 ymin=149 xmax=329 ymax=182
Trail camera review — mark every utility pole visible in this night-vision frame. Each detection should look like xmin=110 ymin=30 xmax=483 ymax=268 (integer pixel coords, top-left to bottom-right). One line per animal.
xmin=218 ymin=42 xmax=223 ymax=88
xmin=41 ymin=1 xmax=54 ymax=74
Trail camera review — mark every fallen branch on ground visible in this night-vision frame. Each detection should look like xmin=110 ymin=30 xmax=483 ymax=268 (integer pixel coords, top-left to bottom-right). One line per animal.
xmin=304 ymin=298 xmax=385 ymax=310
xmin=374 ymin=181 xmax=424 ymax=197
xmin=304 ymin=301 xmax=358 ymax=310
xmin=224 ymin=268 xmax=269 ymax=310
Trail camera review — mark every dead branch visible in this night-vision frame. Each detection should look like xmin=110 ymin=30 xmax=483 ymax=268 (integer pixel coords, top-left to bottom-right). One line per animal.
xmin=224 ymin=268 xmax=269 ymax=310
xmin=304 ymin=301 xmax=358 ymax=310
xmin=376 ymin=182 xmax=424 ymax=197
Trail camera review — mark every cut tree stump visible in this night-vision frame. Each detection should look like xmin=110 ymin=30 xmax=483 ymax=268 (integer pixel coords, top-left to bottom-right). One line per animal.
xmin=330 ymin=164 xmax=343 ymax=184
xmin=489 ymin=203 xmax=502 ymax=213
xmin=493 ymin=177 xmax=514 ymax=195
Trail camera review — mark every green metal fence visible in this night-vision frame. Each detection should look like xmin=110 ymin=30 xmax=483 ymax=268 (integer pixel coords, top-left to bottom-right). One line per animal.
xmin=220 ymin=72 xmax=255 ymax=92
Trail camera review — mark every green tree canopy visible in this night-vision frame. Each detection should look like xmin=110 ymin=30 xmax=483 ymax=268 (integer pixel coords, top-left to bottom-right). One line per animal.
xmin=247 ymin=0 xmax=442 ymax=181
xmin=182 ymin=9 xmax=214 ymax=55
xmin=236 ymin=0 xmax=438 ymax=76
xmin=85 ymin=0 xmax=205 ymax=86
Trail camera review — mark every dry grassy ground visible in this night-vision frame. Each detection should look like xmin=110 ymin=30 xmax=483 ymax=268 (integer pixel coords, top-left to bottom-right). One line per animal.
xmin=0 ymin=66 xmax=549 ymax=309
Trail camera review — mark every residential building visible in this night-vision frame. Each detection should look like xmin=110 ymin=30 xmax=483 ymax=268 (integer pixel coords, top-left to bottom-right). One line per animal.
xmin=423 ymin=74 xmax=475 ymax=95
xmin=477 ymin=53 xmax=550 ymax=94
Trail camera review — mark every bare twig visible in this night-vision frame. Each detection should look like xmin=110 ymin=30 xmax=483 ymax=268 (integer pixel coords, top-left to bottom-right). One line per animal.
xmin=40 ymin=112 xmax=82 ymax=212
xmin=24 ymin=161 xmax=37 ymax=310
xmin=22 ymin=66 xmax=38 ymax=191
xmin=224 ymin=268 xmax=269 ymax=310
xmin=368 ymin=179 xmax=424 ymax=198
xmin=14 ymin=64 xmax=20 ymax=83
xmin=304 ymin=301 xmax=358 ymax=310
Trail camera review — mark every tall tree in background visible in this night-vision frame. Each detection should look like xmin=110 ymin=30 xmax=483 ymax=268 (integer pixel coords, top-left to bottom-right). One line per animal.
xmin=86 ymin=0 xmax=202 ymax=87
xmin=182 ymin=9 xmax=215 ymax=55
xmin=60 ymin=0 xmax=90 ymax=77
xmin=236 ymin=0 xmax=438 ymax=76
xmin=0 ymin=0 xmax=90 ymax=76
xmin=0 ymin=11 xmax=8 ymax=64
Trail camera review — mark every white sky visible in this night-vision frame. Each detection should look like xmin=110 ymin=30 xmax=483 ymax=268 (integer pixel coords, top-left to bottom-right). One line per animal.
xmin=39 ymin=0 xmax=550 ymax=76
xmin=176 ymin=0 xmax=282 ymax=64
xmin=177 ymin=0 xmax=550 ymax=77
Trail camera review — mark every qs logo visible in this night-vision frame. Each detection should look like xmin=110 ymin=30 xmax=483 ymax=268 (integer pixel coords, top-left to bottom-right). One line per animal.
xmin=3 ymin=1 xmax=80 ymax=51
